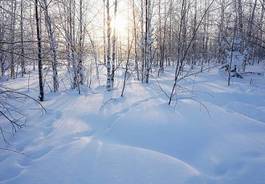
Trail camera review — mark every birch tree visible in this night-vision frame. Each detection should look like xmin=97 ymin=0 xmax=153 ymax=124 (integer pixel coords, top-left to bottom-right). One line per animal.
xmin=42 ymin=0 xmax=59 ymax=92
xmin=106 ymin=0 xmax=112 ymax=90
xmin=20 ymin=0 xmax=25 ymax=76
xmin=35 ymin=0 xmax=44 ymax=101
xmin=111 ymin=0 xmax=118 ymax=88
xmin=10 ymin=0 xmax=17 ymax=79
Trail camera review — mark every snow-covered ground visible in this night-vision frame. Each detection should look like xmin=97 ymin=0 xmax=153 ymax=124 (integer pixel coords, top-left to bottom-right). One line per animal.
xmin=1 ymin=66 xmax=265 ymax=184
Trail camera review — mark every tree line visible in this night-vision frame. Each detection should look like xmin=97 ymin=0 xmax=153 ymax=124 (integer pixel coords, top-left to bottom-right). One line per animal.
xmin=0 ymin=0 xmax=264 ymax=103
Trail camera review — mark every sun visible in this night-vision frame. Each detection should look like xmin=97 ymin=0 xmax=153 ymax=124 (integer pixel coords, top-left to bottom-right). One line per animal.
xmin=112 ymin=14 xmax=128 ymax=36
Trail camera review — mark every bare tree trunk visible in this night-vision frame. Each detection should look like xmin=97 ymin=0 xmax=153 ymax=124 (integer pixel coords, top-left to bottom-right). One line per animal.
xmin=132 ymin=0 xmax=139 ymax=80
xmin=259 ymin=0 xmax=265 ymax=48
xmin=243 ymin=0 xmax=258 ymax=71
xmin=237 ymin=0 xmax=244 ymax=52
xmin=77 ymin=0 xmax=84 ymax=88
xmin=42 ymin=0 xmax=59 ymax=92
xmin=20 ymin=0 xmax=25 ymax=76
xmin=217 ymin=0 xmax=225 ymax=64
xmin=69 ymin=0 xmax=78 ymax=89
xmin=106 ymin=0 xmax=111 ymax=90
xmin=191 ymin=0 xmax=197 ymax=69
xmin=141 ymin=0 xmax=145 ymax=82
xmin=162 ymin=0 xmax=167 ymax=71
xmin=144 ymin=0 xmax=152 ymax=83
xmin=202 ymin=0 xmax=209 ymax=72
xmin=10 ymin=0 xmax=17 ymax=79
xmin=103 ymin=0 xmax=106 ymax=65
xmin=35 ymin=0 xmax=44 ymax=101
xmin=168 ymin=0 xmax=174 ymax=66
xmin=228 ymin=10 xmax=238 ymax=87
xmin=158 ymin=0 xmax=163 ymax=74
xmin=158 ymin=0 xmax=167 ymax=75
xmin=111 ymin=0 xmax=117 ymax=88
xmin=121 ymin=2 xmax=133 ymax=97
xmin=29 ymin=1 xmax=36 ymax=71
xmin=0 ymin=20 xmax=5 ymax=77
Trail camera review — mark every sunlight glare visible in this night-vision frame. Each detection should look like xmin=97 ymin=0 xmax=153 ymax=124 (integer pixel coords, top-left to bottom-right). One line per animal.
xmin=112 ymin=14 xmax=128 ymax=37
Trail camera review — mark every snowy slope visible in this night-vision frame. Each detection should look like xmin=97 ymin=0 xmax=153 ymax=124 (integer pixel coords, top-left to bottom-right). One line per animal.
xmin=1 ymin=67 xmax=265 ymax=184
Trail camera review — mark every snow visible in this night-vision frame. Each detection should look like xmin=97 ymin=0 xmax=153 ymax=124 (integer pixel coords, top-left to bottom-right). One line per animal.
xmin=1 ymin=66 xmax=265 ymax=184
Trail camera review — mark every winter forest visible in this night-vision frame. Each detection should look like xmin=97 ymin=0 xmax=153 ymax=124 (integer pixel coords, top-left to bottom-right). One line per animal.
xmin=0 ymin=0 xmax=265 ymax=183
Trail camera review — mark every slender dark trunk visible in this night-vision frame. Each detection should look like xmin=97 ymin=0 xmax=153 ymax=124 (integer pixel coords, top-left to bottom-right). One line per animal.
xmin=20 ymin=0 xmax=25 ymax=76
xmin=35 ymin=0 xmax=44 ymax=101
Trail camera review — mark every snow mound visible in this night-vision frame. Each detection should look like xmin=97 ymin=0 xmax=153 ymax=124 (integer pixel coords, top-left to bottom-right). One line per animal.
xmin=1 ymin=138 xmax=202 ymax=184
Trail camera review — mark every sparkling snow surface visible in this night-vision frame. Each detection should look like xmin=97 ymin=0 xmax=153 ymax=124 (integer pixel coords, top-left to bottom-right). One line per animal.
xmin=1 ymin=67 xmax=265 ymax=184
